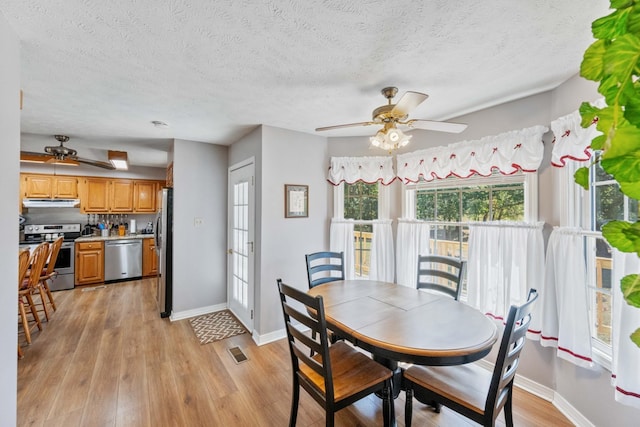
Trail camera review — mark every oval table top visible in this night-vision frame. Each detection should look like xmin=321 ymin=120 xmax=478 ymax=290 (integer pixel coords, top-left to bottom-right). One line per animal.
xmin=308 ymin=280 xmax=498 ymax=366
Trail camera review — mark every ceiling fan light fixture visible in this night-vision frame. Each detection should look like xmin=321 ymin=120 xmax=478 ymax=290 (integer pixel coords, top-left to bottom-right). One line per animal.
xmin=108 ymin=150 xmax=129 ymax=170
xmin=370 ymin=127 xmax=412 ymax=152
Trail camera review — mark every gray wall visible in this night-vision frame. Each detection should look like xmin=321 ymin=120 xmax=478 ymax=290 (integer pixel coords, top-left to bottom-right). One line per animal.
xmin=172 ymin=139 xmax=228 ymax=314
xmin=229 ymin=125 xmax=329 ymax=337
xmin=0 ymin=13 xmax=20 ymax=426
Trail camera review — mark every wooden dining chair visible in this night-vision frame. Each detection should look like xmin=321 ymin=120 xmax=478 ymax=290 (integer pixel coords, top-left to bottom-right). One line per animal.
xmin=18 ymin=249 xmax=31 ymax=356
xmin=403 ymin=289 xmax=539 ymax=427
xmin=18 ymin=243 xmax=49 ymax=344
xmin=305 ymin=251 xmax=345 ymax=288
xmin=38 ymin=236 xmax=63 ymax=317
xmin=416 ymin=255 xmax=465 ymax=300
xmin=277 ymin=279 xmax=393 ymax=427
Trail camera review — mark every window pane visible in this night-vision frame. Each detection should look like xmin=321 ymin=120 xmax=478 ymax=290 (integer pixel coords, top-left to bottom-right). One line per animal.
xmin=436 ymin=191 xmax=461 ymax=222
xmin=491 ymin=186 xmax=524 ymax=221
xmin=416 ymin=190 xmax=435 ymax=220
xmin=594 ymin=160 xmax=614 ymax=182
xmin=354 ymin=224 xmax=372 ymax=277
xmin=594 ymin=291 xmax=612 ymax=345
xmin=594 ymin=183 xmax=624 ymax=231
xmin=344 ymin=182 xmax=378 ymax=220
xmin=462 ymin=188 xmax=490 ymax=221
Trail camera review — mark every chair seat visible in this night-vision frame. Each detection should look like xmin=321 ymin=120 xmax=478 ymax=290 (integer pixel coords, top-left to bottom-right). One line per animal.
xmin=403 ymin=362 xmax=491 ymax=416
xmin=300 ymin=341 xmax=392 ymax=402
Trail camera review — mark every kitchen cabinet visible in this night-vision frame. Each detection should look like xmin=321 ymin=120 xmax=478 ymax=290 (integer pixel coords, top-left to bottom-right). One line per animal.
xmin=22 ymin=174 xmax=79 ymax=198
xmin=80 ymin=178 xmax=109 ymax=212
xmin=134 ymin=181 xmax=157 ymax=213
xmin=53 ymin=176 xmax=79 ymax=198
xmin=109 ymin=179 xmax=134 ymax=212
xmin=142 ymin=237 xmax=158 ymax=277
xmin=75 ymin=241 xmax=104 ymax=285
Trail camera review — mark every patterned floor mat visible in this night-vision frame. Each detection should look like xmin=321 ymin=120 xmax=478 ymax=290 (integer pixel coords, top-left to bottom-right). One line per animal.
xmin=189 ymin=310 xmax=247 ymax=344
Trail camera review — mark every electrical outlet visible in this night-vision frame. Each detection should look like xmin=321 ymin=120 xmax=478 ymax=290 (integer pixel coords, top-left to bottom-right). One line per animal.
xmin=194 ymin=217 xmax=203 ymax=227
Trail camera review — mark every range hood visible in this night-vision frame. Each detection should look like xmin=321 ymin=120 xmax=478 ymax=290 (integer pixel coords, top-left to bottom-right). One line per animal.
xmin=23 ymin=198 xmax=80 ymax=208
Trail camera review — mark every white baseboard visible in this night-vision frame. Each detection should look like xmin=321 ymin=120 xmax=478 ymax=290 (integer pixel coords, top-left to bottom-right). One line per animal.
xmin=252 ymin=328 xmax=286 ymax=346
xmin=169 ymin=303 xmax=228 ymax=321
xmin=476 ymin=359 xmax=594 ymax=427
xmin=553 ymin=392 xmax=595 ymax=427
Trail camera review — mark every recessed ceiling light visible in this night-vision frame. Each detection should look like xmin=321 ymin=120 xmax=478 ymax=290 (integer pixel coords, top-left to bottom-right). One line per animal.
xmin=151 ymin=120 xmax=169 ymax=128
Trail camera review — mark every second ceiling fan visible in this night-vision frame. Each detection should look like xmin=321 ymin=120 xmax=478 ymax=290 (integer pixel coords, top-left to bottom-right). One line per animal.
xmin=316 ymin=86 xmax=467 ymax=150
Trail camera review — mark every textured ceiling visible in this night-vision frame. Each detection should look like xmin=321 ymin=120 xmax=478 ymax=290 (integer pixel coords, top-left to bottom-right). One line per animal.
xmin=1 ymin=0 xmax=609 ymax=167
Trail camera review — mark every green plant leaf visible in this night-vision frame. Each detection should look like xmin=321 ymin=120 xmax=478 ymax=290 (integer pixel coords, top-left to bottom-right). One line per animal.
xmin=611 ymin=0 xmax=634 ymax=10
xmin=627 ymin=4 xmax=640 ymax=34
xmin=593 ymin=9 xmax=630 ymax=39
xmin=631 ymin=328 xmax=640 ymax=348
xmin=619 ymin=180 xmax=640 ymax=199
xmin=599 ymin=74 xmax=623 ymax=106
xmin=601 ymin=150 xmax=640 ymax=183
xmin=574 ymin=167 xmax=590 ymax=190
xmin=581 ymin=39 xmax=606 ymax=81
xmin=603 ymin=33 xmax=640 ymax=80
xmin=621 ymin=274 xmax=640 ymax=308
xmin=623 ymin=84 xmax=640 ymax=125
xmin=591 ymin=134 xmax=607 ymax=151
xmin=579 ymin=102 xmax=600 ymax=127
xmin=602 ymin=220 xmax=640 ymax=254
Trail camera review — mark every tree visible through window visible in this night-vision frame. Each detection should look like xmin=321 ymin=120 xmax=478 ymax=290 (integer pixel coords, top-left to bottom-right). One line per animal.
xmin=344 ymin=182 xmax=378 ymax=277
xmin=415 ymin=181 xmax=525 ymax=260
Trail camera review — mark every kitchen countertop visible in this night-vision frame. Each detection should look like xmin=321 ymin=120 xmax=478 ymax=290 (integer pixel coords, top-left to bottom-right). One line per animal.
xmin=75 ymin=234 xmax=154 ymax=243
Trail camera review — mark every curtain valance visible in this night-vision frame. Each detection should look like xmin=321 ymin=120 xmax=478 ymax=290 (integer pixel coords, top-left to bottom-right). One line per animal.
xmin=327 ymin=156 xmax=396 ymax=186
xmin=550 ymin=108 xmax=600 ymax=167
xmin=396 ymin=125 xmax=547 ymax=184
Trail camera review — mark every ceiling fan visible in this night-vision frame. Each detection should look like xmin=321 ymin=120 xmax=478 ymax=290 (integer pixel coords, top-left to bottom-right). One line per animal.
xmin=316 ymin=87 xmax=467 ymax=151
xmin=20 ymin=135 xmax=116 ymax=170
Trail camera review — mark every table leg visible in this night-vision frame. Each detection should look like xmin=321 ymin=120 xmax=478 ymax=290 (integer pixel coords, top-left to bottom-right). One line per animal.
xmin=373 ymin=355 xmax=402 ymax=427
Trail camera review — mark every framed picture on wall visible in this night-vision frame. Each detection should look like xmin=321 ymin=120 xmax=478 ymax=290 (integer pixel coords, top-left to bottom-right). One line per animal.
xmin=285 ymin=184 xmax=308 ymax=218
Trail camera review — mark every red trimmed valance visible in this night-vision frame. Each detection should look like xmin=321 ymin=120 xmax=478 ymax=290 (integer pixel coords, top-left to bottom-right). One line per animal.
xmin=327 ymin=156 xmax=396 ymax=186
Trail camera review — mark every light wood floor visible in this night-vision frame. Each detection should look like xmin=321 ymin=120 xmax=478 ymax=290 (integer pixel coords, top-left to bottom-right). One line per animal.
xmin=18 ymin=278 xmax=574 ymax=426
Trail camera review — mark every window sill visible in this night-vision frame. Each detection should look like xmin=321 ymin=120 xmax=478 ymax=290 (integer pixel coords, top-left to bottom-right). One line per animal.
xmin=592 ymin=346 xmax=612 ymax=372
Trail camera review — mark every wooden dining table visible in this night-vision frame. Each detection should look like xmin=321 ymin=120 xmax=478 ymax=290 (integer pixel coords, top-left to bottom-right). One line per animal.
xmin=307 ymin=279 xmax=498 ymax=425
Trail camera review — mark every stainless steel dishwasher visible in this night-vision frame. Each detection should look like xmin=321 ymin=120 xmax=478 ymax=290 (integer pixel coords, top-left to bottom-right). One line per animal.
xmin=104 ymin=239 xmax=142 ymax=282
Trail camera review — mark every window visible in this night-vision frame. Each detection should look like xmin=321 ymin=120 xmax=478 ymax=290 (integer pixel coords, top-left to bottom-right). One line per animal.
xmin=343 ymin=182 xmax=378 ymax=277
xmin=586 ymin=160 xmax=639 ymax=354
xmin=410 ymin=174 xmax=527 ymax=261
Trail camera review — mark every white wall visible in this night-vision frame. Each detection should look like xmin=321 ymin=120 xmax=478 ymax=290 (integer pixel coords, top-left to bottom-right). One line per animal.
xmin=171 ymin=139 xmax=228 ymax=316
xmin=0 ymin=14 xmax=20 ymax=427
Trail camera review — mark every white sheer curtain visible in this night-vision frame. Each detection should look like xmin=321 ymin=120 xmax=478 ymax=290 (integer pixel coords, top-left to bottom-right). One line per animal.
xmin=612 ymin=250 xmax=640 ymax=409
xmin=396 ymin=220 xmax=431 ymax=288
xmin=396 ymin=125 xmax=547 ymax=183
xmin=532 ymin=228 xmax=593 ymax=368
xmin=329 ymin=219 xmax=355 ymax=280
xmin=466 ymin=222 xmax=544 ymax=321
xmin=369 ymin=220 xmax=394 ymax=282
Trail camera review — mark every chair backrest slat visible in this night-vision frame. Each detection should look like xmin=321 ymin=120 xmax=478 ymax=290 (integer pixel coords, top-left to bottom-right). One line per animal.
xmin=485 ymin=289 xmax=538 ymax=419
xmin=18 ymin=250 xmax=31 ymax=286
xmin=416 ymin=255 xmax=465 ymax=300
xmin=305 ymin=251 xmax=344 ymax=288
xmin=44 ymin=237 xmax=64 ymax=276
xmin=27 ymin=243 xmax=50 ymax=290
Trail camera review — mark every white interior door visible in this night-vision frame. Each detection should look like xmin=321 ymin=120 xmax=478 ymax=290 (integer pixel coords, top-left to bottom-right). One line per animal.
xmin=227 ymin=160 xmax=255 ymax=331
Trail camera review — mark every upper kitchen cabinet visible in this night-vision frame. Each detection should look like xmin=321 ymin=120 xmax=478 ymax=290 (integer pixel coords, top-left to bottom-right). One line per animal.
xmin=110 ymin=179 xmax=135 ymax=212
xmin=80 ymin=177 xmax=109 ymax=212
xmin=133 ymin=180 xmax=157 ymax=213
xmin=22 ymin=174 xmax=79 ymax=199
xmin=52 ymin=176 xmax=79 ymax=198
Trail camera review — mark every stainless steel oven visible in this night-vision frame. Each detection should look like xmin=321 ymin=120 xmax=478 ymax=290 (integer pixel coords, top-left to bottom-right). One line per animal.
xmin=20 ymin=223 xmax=80 ymax=291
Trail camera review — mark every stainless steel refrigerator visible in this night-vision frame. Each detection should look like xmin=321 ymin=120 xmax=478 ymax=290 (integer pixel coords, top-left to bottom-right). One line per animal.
xmin=155 ymin=187 xmax=173 ymax=318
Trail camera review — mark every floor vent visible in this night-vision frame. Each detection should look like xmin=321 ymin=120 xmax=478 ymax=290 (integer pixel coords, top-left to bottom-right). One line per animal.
xmin=228 ymin=346 xmax=248 ymax=364
xmin=81 ymin=285 xmax=107 ymax=292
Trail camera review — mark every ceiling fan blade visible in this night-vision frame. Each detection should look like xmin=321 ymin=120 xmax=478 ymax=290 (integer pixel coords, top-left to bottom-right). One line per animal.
xmin=20 ymin=151 xmax=79 ymax=165
xmin=73 ymin=157 xmax=116 ymax=170
xmin=391 ymin=91 xmax=429 ymax=117
xmin=406 ymin=119 xmax=467 ymax=133
xmin=315 ymin=121 xmax=375 ymax=132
